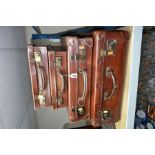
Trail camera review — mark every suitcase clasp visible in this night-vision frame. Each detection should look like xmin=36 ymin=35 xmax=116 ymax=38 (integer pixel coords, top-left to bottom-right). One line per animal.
xmin=34 ymin=51 xmax=41 ymax=63
xmin=36 ymin=94 xmax=45 ymax=105
xmin=104 ymin=39 xmax=117 ymax=56
xmin=101 ymin=110 xmax=111 ymax=120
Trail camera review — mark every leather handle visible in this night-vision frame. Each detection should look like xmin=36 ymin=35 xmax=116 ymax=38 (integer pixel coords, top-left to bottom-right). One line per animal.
xmin=36 ymin=65 xmax=48 ymax=94
xmin=78 ymin=70 xmax=87 ymax=106
xmin=104 ymin=66 xmax=117 ymax=101
xmin=57 ymin=68 xmax=65 ymax=94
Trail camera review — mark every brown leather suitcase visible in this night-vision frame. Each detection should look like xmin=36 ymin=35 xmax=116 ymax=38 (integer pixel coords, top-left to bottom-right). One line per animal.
xmin=48 ymin=49 xmax=68 ymax=109
xmin=101 ymin=31 xmax=129 ymax=126
xmin=27 ymin=45 xmax=52 ymax=109
xmin=61 ymin=37 xmax=93 ymax=123
xmin=90 ymin=30 xmax=129 ymax=127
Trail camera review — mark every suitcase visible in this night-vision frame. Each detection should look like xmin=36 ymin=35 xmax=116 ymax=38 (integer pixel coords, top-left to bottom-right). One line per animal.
xmin=90 ymin=30 xmax=129 ymax=127
xmin=27 ymin=45 xmax=52 ymax=109
xmin=61 ymin=37 xmax=93 ymax=123
xmin=48 ymin=47 xmax=68 ymax=109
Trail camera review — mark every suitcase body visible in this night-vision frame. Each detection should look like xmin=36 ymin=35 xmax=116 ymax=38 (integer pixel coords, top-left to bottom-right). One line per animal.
xmin=48 ymin=49 xmax=68 ymax=109
xmin=101 ymin=31 xmax=129 ymax=125
xmin=61 ymin=37 xmax=93 ymax=123
xmin=90 ymin=30 xmax=129 ymax=127
xmin=27 ymin=45 xmax=52 ymax=109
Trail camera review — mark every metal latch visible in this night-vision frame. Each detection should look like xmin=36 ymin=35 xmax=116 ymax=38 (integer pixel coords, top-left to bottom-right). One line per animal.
xmin=72 ymin=106 xmax=85 ymax=116
xmin=37 ymin=94 xmax=45 ymax=105
xmin=101 ymin=110 xmax=111 ymax=120
xmin=102 ymin=40 xmax=117 ymax=56
xmin=34 ymin=51 xmax=41 ymax=63
xmin=57 ymin=97 xmax=63 ymax=105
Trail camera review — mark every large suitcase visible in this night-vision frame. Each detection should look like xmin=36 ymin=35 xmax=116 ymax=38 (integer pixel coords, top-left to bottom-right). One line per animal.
xmin=27 ymin=45 xmax=52 ymax=109
xmin=90 ymin=30 xmax=129 ymax=127
xmin=61 ymin=37 xmax=93 ymax=123
xmin=48 ymin=47 xmax=68 ymax=109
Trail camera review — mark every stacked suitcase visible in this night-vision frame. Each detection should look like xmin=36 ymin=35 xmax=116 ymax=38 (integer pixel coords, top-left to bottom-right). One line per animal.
xmin=27 ymin=29 xmax=129 ymax=128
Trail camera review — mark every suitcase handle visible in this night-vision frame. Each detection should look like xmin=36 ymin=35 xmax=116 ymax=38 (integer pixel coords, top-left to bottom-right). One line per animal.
xmin=57 ymin=68 xmax=65 ymax=94
xmin=104 ymin=66 xmax=117 ymax=101
xmin=37 ymin=65 xmax=48 ymax=94
xmin=78 ymin=70 xmax=87 ymax=106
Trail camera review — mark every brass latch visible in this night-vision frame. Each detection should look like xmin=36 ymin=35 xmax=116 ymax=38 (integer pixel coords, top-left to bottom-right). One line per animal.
xmin=34 ymin=51 xmax=41 ymax=63
xmin=102 ymin=40 xmax=117 ymax=56
xmin=101 ymin=110 xmax=111 ymax=120
xmin=72 ymin=106 xmax=85 ymax=116
xmin=77 ymin=107 xmax=85 ymax=116
xmin=37 ymin=94 xmax=45 ymax=105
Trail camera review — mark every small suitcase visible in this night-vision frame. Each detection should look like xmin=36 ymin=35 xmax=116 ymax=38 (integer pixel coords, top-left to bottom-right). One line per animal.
xmin=27 ymin=45 xmax=52 ymax=109
xmin=61 ymin=37 xmax=93 ymax=123
xmin=48 ymin=48 xmax=68 ymax=109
